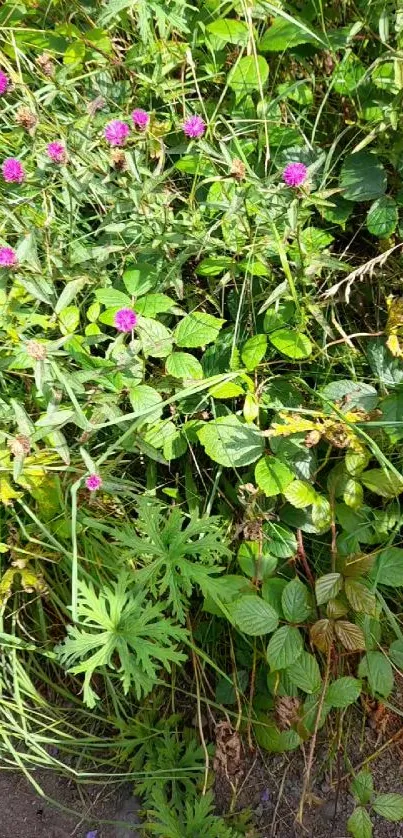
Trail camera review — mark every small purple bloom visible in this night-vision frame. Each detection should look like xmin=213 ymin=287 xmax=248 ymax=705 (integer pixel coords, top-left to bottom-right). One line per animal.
xmin=0 ymin=246 xmax=17 ymax=268
xmin=114 ymin=308 xmax=138 ymax=332
xmin=104 ymin=120 xmax=130 ymax=147
xmin=85 ymin=474 xmax=102 ymax=492
xmin=282 ymin=162 xmax=308 ymax=188
xmin=132 ymin=108 xmax=149 ymax=130
xmin=47 ymin=141 xmax=66 ymax=163
xmin=2 ymin=158 xmax=25 ymax=184
xmin=183 ymin=115 xmax=205 ymax=139
xmin=86 ymin=831 xmax=98 ymax=838
xmin=0 ymin=71 xmax=9 ymax=96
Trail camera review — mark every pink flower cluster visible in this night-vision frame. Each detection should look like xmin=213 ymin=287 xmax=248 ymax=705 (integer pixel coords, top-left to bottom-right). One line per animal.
xmin=282 ymin=162 xmax=308 ymax=188
xmin=0 ymin=70 xmax=9 ymax=96
xmin=47 ymin=141 xmax=66 ymax=163
xmin=132 ymin=109 xmax=149 ymax=130
xmin=0 ymin=246 xmax=17 ymax=268
xmin=85 ymin=474 xmax=102 ymax=491
xmin=183 ymin=115 xmax=205 ymax=139
xmin=2 ymin=158 xmax=25 ymax=183
xmin=114 ymin=308 xmax=138 ymax=332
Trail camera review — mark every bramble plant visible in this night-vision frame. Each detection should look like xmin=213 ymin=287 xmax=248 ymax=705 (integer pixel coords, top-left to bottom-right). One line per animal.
xmin=2 ymin=0 xmax=403 ymax=833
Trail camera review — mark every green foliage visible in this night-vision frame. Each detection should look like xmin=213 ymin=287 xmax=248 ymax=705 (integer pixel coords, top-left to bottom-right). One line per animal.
xmin=348 ymin=771 xmax=403 ymax=836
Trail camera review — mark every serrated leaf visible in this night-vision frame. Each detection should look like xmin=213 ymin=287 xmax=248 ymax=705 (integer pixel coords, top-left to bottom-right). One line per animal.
xmin=230 ymin=595 xmax=279 ymax=636
xmin=228 ymin=55 xmax=269 ymax=96
xmin=266 ymin=625 xmax=303 ymax=670
xmin=373 ymin=793 xmax=403 ymax=822
xmin=206 ymin=18 xmax=249 ymax=45
xmin=345 ymin=579 xmax=376 ymax=615
xmin=389 ymin=639 xmax=403 ymax=668
xmin=340 ymin=152 xmax=387 ymax=202
xmin=358 ymin=652 xmax=394 ymax=698
xmin=128 ymin=386 xmax=162 ymax=424
xmin=326 ymin=676 xmax=361 ymax=708
xmin=286 ymin=651 xmax=321 ymax=694
xmin=209 ymin=380 xmax=244 ymax=398
xmin=95 ymin=288 xmax=131 ymax=307
xmin=351 ymin=771 xmax=374 ymax=805
xmin=315 ymin=573 xmax=342 ymax=605
xmin=361 ymin=469 xmax=403 ymax=498
xmin=310 ymin=619 xmax=334 ymax=652
xmin=137 ymin=317 xmax=173 ymax=358
xmin=284 ymin=480 xmax=318 ymax=508
xmin=175 ymin=312 xmax=225 ymax=348
xmin=347 ymin=806 xmax=373 ymax=838
xmin=255 ymin=456 xmax=294 ymax=497
xmin=241 ymin=334 xmax=267 ymax=371
xmin=367 ymin=196 xmax=398 ymax=238
xmin=375 ymin=547 xmax=403 ymax=586
xmin=281 ymin=578 xmax=311 ymax=623
xmin=165 ymin=352 xmax=204 ymax=380
xmin=254 ymin=712 xmax=302 ymax=752
xmin=237 ymin=541 xmax=277 ymax=581
xmin=197 ymin=415 xmax=264 ymax=467
xmin=259 ymin=17 xmax=319 ymax=51
xmin=264 ymin=522 xmax=297 ymax=558
xmin=269 ymin=329 xmax=312 ymax=359
xmin=334 ymin=620 xmax=365 ymax=651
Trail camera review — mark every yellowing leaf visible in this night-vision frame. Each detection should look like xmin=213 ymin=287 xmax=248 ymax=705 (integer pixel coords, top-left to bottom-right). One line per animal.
xmin=0 ymin=477 xmax=22 ymax=505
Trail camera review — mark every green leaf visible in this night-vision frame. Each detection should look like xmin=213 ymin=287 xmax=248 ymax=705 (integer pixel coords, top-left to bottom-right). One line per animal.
xmin=361 ymin=469 xmax=403 ymax=498
xmin=230 ymin=595 xmax=279 ymax=636
xmin=254 ymin=713 xmax=301 ymax=752
xmin=255 ymin=456 xmax=294 ymax=497
xmin=326 ymin=676 xmax=361 ymax=708
xmin=174 ymin=312 xmax=225 ymax=348
xmin=269 ymin=329 xmax=312 ymax=359
xmin=284 ymin=480 xmax=318 ymax=508
xmin=373 ymin=794 xmax=403 ymax=822
xmin=123 ymin=264 xmax=155 ymax=296
xmin=241 ymin=334 xmax=267 ymax=371
xmin=135 ymin=294 xmax=175 ymax=318
xmin=367 ymin=196 xmax=398 ymax=237
xmin=347 ymin=807 xmax=373 ymax=838
xmin=137 ymin=317 xmax=173 ymax=358
xmin=262 ymin=578 xmax=287 ymax=615
xmin=209 ymin=380 xmax=244 ymax=399
xmin=375 ymin=547 xmax=403 ymax=586
xmin=333 ymin=53 xmax=366 ymax=94
xmin=334 ymin=620 xmax=365 ymax=651
xmin=165 ymin=352 xmax=204 ymax=380
xmin=380 ymin=391 xmax=403 ymax=443
xmin=237 ymin=541 xmax=277 ymax=581
xmin=195 ymin=257 xmax=234 ymax=276
xmin=128 ymin=385 xmax=163 ymax=424
xmin=198 ymin=416 xmax=264 ymax=467
xmin=259 ymin=17 xmax=318 ymax=51
xmin=389 ymin=639 xmax=403 ymax=668
xmin=315 ymin=573 xmax=343 ymax=605
xmin=351 ymin=770 xmax=374 ymax=805
xmin=281 ymin=578 xmax=311 ymax=623
xmin=228 ymin=55 xmax=269 ymax=96
xmin=286 ymin=651 xmax=321 ymax=694
xmin=216 ymin=670 xmax=249 ymax=704
xmin=95 ymin=288 xmax=131 ymax=307
xmin=358 ymin=652 xmax=394 ymax=698
xmin=344 ymin=579 xmax=376 ymax=616
xmin=206 ymin=18 xmax=249 ymax=45
xmin=266 ymin=625 xmax=303 ymax=670
xmin=321 ymin=379 xmax=378 ymax=413
xmin=340 ymin=152 xmax=387 ymax=202
xmin=63 ymin=40 xmax=85 ymax=65
xmin=264 ymin=522 xmax=297 ymax=558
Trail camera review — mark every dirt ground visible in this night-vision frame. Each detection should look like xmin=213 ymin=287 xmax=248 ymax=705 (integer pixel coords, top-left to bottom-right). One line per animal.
xmin=0 ymin=770 xmax=141 ymax=838
xmin=215 ymin=708 xmax=403 ymax=837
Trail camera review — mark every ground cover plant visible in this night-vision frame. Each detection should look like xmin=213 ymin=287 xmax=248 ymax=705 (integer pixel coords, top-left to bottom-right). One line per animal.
xmin=2 ymin=0 xmax=403 ymax=834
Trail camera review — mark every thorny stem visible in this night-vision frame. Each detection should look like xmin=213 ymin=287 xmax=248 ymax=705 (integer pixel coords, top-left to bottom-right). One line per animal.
xmin=187 ymin=617 xmax=209 ymax=796
xmin=296 ymin=529 xmax=316 ymax=592
xmin=247 ymin=642 xmax=257 ymax=751
xmin=297 ymin=646 xmax=332 ymax=825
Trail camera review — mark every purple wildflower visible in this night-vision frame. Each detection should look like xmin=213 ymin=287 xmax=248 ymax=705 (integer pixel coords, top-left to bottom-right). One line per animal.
xmin=282 ymin=162 xmax=308 ymax=188
xmin=114 ymin=308 xmax=138 ymax=332
xmin=183 ymin=115 xmax=205 ymax=139
xmin=132 ymin=109 xmax=149 ymax=130
xmin=0 ymin=246 xmax=17 ymax=268
xmin=85 ymin=474 xmax=102 ymax=492
xmin=47 ymin=141 xmax=66 ymax=163
xmin=0 ymin=71 xmax=9 ymax=96
xmin=86 ymin=832 xmax=98 ymax=838
xmin=2 ymin=158 xmax=25 ymax=184
xmin=104 ymin=120 xmax=130 ymax=147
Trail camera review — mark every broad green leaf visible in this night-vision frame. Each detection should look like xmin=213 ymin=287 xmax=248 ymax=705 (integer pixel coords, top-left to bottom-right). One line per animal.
xmin=128 ymin=386 xmax=163 ymax=424
xmin=63 ymin=40 xmax=85 ymax=65
xmin=321 ymin=379 xmax=378 ymax=413
xmin=333 ymin=53 xmax=366 ymax=94
xmin=237 ymin=541 xmax=277 ymax=580
xmin=264 ymin=522 xmax=297 ymax=558
xmin=334 ymin=620 xmax=365 ymax=651
xmin=367 ymin=196 xmax=398 ymax=238
xmin=228 ymin=55 xmax=269 ymax=96
xmin=347 ymin=807 xmax=373 ymax=838
xmin=197 ymin=416 xmax=264 ymax=467
xmin=241 ymin=334 xmax=267 ymax=371
xmin=380 ymin=391 xmax=403 ymax=443
xmin=389 ymin=639 xmax=403 ymax=668
xmin=209 ymin=380 xmax=244 ymax=398
xmin=344 ymin=579 xmax=376 ymax=615
xmin=351 ymin=770 xmax=374 ymax=805
xmin=375 ymin=547 xmax=403 ymax=586
xmin=281 ymin=578 xmax=311 ymax=623
xmin=373 ymin=794 xmax=403 ymax=822
xmin=230 ymin=595 xmax=279 ymax=636
xmin=315 ymin=573 xmax=342 ymax=605
xmin=254 ymin=713 xmax=301 ymax=752
xmin=174 ymin=312 xmax=225 ymax=348
xmin=255 ymin=456 xmax=294 ymax=497
xmin=269 ymin=329 xmax=312 ymax=359
xmin=259 ymin=17 xmax=318 ymax=51
xmin=123 ymin=264 xmax=155 ymax=296
xmin=165 ymin=352 xmax=204 ymax=380
xmin=361 ymin=469 xmax=403 ymax=498
xmin=95 ymin=288 xmax=131 ymax=307
xmin=266 ymin=625 xmax=303 ymax=670
xmin=340 ymin=152 xmax=387 ymax=202
xmin=326 ymin=676 xmax=361 ymax=708
xmin=195 ymin=257 xmax=234 ymax=276
xmin=137 ymin=317 xmax=173 ymax=358
xmin=262 ymin=578 xmax=287 ymax=615
xmin=163 ymin=430 xmax=187 ymax=461
xmin=286 ymin=651 xmax=321 ymax=694
xmin=206 ymin=18 xmax=249 ymax=45
xmin=215 ymin=670 xmax=249 ymax=705
xmin=358 ymin=652 xmax=394 ymax=698
xmin=135 ymin=294 xmax=175 ymax=318
xmin=58 ymin=306 xmax=80 ymax=334
xmin=284 ymin=480 xmax=318 ymax=508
